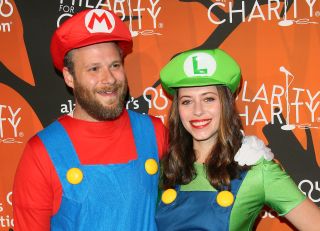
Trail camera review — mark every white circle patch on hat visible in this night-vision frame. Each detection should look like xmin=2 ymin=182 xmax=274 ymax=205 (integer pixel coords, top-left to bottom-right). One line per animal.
xmin=85 ymin=9 xmax=115 ymax=33
xmin=184 ymin=52 xmax=216 ymax=77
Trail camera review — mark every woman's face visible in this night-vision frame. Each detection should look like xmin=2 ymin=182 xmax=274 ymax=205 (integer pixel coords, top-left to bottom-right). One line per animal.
xmin=178 ymin=85 xmax=221 ymax=145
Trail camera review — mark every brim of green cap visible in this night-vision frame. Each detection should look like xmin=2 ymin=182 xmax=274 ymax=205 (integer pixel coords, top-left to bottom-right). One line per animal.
xmin=160 ymin=77 xmax=226 ymax=96
xmin=161 ymin=74 xmax=240 ymax=96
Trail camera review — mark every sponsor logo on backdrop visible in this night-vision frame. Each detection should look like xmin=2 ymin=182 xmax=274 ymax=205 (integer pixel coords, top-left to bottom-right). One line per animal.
xmin=237 ymin=66 xmax=320 ymax=129
xmin=142 ymin=87 xmax=168 ymax=123
xmin=0 ymin=0 xmax=14 ymax=32
xmin=207 ymin=0 xmax=319 ymax=26
xmin=61 ymin=100 xmax=75 ymax=114
xmin=0 ymin=191 xmax=14 ymax=228
xmin=0 ymin=105 xmax=23 ymax=144
xmin=56 ymin=0 xmax=162 ymax=37
xmin=299 ymin=180 xmax=320 ymax=203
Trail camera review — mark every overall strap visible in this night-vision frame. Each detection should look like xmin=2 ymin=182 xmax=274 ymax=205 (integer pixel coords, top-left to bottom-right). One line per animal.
xmin=230 ymin=171 xmax=248 ymax=195
xmin=128 ymin=110 xmax=159 ymax=161
xmin=37 ymin=121 xmax=87 ymax=195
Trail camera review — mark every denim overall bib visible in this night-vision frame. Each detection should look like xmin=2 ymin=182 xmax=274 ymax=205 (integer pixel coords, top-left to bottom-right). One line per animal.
xmin=156 ymin=171 xmax=247 ymax=231
xmin=38 ymin=110 xmax=159 ymax=231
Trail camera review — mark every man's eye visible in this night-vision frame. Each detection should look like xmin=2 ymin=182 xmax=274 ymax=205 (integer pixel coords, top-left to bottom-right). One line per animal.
xmin=111 ymin=63 xmax=121 ymax=69
xmin=89 ymin=67 xmax=98 ymax=72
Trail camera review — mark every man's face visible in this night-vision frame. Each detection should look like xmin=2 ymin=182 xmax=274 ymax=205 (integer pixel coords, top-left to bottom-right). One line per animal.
xmin=64 ymin=42 xmax=128 ymax=121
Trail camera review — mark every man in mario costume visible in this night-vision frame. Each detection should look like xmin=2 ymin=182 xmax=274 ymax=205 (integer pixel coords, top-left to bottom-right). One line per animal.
xmin=13 ymin=8 xmax=166 ymax=231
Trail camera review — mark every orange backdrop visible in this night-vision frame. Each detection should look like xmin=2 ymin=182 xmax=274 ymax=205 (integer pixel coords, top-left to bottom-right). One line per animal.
xmin=1 ymin=0 xmax=319 ymax=230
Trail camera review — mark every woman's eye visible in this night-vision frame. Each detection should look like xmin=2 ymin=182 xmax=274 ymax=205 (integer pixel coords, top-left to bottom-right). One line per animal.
xmin=204 ymin=97 xmax=215 ymax=102
xmin=181 ymin=100 xmax=191 ymax=105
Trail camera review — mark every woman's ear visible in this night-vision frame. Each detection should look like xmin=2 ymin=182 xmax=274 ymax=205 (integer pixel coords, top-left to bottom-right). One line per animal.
xmin=63 ymin=67 xmax=74 ymax=89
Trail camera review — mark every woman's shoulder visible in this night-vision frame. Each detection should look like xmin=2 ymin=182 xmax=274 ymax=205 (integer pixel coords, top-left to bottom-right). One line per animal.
xmin=248 ymin=157 xmax=282 ymax=173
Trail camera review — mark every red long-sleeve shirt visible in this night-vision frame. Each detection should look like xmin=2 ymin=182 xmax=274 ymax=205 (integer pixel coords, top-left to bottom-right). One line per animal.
xmin=13 ymin=110 xmax=167 ymax=231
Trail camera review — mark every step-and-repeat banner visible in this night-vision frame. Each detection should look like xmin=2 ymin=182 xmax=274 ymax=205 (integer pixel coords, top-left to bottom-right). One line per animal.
xmin=1 ymin=0 xmax=319 ymax=230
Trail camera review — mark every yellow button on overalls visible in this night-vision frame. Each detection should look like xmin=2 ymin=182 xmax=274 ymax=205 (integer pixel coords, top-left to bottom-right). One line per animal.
xmin=161 ymin=189 xmax=177 ymax=204
xmin=145 ymin=158 xmax=158 ymax=175
xmin=216 ymin=190 xmax=234 ymax=207
xmin=66 ymin=167 xmax=83 ymax=184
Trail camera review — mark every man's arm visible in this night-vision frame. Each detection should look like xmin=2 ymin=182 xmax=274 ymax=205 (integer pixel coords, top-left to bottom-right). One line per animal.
xmin=13 ymin=136 xmax=59 ymax=231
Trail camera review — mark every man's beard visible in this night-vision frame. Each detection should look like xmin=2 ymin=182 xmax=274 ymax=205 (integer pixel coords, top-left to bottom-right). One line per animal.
xmin=73 ymin=79 xmax=128 ymax=121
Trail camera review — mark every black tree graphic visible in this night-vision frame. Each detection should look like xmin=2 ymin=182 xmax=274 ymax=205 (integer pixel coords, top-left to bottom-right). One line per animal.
xmin=263 ymin=109 xmax=320 ymax=206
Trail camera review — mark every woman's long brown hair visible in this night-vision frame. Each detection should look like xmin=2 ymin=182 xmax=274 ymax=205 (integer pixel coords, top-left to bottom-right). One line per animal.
xmin=161 ymin=85 xmax=247 ymax=191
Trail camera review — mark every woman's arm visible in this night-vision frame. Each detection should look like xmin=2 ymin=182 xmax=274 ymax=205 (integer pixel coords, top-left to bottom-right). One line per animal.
xmin=284 ymin=199 xmax=320 ymax=231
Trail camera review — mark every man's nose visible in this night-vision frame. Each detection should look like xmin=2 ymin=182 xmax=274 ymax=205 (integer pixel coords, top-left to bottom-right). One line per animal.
xmin=101 ymin=68 xmax=116 ymax=85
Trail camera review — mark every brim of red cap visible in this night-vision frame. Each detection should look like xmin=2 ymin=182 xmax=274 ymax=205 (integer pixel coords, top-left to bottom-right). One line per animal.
xmin=51 ymin=33 xmax=132 ymax=72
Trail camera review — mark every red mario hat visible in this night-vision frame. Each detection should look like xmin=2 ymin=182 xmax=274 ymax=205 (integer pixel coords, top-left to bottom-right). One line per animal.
xmin=50 ymin=9 xmax=133 ymax=72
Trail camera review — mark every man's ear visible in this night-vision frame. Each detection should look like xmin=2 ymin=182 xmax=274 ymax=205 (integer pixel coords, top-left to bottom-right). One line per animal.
xmin=63 ymin=67 xmax=74 ymax=89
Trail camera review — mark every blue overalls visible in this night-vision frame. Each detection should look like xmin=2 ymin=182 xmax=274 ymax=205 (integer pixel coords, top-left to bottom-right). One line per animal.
xmin=156 ymin=172 xmax=247 ymax=231
xmin=38 ymin=110 xmax=159 ymax=231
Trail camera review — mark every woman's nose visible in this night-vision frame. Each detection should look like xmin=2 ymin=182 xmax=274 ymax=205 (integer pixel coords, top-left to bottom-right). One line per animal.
xmin=193 ymin=101 xmax=204 ymax=116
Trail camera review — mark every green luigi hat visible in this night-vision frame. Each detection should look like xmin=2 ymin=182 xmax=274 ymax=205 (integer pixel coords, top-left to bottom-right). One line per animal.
xmin=160 ymin=49 xmax=241 ymax=95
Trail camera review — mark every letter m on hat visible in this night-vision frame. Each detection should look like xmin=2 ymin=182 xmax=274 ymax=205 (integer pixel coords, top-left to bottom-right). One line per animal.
xmin=85 ymin=9 xmax=115 ymax=33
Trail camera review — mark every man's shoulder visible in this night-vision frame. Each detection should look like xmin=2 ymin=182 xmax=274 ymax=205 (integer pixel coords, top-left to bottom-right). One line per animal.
xmin=31 ymin=117 xmax=68 ymax=146
xmin=127 ymin=110 xmax=160 ymax=122
xmin=127 ymin=110 xmax=166 ymax=133
xmin=35 ymin=116 xmax=66 ymax=135
xmin=27 ymin=118 xmax=60 ymax=147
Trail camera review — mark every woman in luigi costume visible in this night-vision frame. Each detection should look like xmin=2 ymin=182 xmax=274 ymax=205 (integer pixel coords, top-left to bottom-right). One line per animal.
xmin=155 ymin=49 xmax=320 ymax=230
